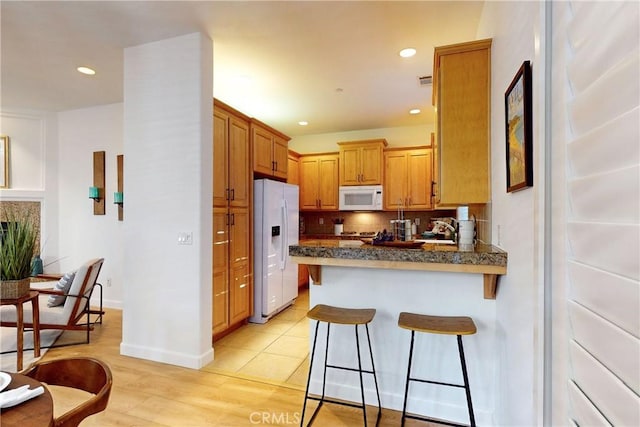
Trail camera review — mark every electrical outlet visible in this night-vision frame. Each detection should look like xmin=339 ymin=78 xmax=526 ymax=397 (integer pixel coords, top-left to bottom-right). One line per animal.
xmin=106 ymin=278 xmax=112 ymax=287
xmin=415 ymin=218 xmax=420 ymax=226
xmin=319 ymin=218 xmax=324 ymax=225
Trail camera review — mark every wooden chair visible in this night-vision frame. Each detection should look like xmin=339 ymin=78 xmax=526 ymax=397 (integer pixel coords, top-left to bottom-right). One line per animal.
xmin=22 ymin=357 xmax=113 ymax=427
xmin=0 ymin=258 xmax=105 ymax=346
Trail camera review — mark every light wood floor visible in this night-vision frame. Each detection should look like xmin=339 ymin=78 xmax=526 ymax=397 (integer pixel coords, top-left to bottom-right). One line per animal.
xmin=204 ymin=288 xmax=311 ymax=387
xmin=41 ymin=307 xmax=432 ymax=426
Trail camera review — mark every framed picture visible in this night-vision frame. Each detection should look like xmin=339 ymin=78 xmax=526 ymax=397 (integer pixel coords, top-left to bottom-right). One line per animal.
xmin=505 ymin=61 xmax=533 ymax=193
xmin=0 ymin=136 xmax=8 ymax=189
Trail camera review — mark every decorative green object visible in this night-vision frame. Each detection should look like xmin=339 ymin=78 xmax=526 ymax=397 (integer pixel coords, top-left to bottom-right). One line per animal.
xmin=31 ymin=254 xmax=44 ymax=276
xmin=0 ymin=211 xmax=38 ymax=282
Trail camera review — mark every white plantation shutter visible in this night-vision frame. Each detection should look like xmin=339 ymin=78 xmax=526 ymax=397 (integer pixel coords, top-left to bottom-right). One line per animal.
xmin=559 ymin=1 xmax=640 ymax=424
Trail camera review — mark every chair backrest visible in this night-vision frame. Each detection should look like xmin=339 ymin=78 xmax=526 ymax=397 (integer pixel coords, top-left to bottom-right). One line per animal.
xmin=23 ymin=356 xmax=113 ymax=427
xmin=61 ymin=258 xmax=104 ymax=325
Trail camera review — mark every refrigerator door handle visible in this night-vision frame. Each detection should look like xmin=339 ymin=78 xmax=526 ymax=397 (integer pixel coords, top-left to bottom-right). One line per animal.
xmin=280 ymin=198 xmax=288 ymax=270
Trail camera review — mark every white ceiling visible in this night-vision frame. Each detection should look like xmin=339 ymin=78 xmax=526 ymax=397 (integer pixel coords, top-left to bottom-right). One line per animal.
xmin=1 ymin=1 xmax=484 ymax=137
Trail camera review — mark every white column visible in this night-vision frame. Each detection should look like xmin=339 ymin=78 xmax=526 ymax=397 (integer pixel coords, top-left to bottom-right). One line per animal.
xmin=120 ymin=32 xmax=213 ymax=369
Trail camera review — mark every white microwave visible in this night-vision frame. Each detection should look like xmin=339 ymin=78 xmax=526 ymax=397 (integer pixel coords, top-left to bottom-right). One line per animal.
xmin=338 ymin=185 xmax=383 ymax=211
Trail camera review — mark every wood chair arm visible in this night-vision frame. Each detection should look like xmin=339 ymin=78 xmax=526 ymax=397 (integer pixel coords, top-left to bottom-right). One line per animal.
xmin=31 ymin=288 xmax=64 ymax=296
xmin=36 ymin=273 xmax=63 ymax=280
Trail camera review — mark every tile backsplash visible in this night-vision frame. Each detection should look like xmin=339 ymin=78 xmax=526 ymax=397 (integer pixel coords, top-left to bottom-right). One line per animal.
xmin=301 ymin=210 xmax=456 ymax=236
xmin=301 ymin=204 xmax=492 ymax=244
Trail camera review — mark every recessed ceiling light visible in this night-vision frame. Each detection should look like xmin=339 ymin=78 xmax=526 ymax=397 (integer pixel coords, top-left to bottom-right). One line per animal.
xmin=399 ymin=48 xmax=416 ymax=58
xmin=298 ymin=121 xmax=308 ymax=126
xmin=409 ymin=109 xmax=421 ymax=115
xmin=77 ymin=66 xmax=96 ymax=75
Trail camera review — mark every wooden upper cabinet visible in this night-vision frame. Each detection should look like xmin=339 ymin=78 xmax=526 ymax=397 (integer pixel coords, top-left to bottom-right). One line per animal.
xmin=299 ymin=153 xmax=339 ymax=211
xmin=228 ymin=116 xmax=250 ymax=208
xmin=251 ymin=119 xmax=290 ymax=180
xmin=433 ymin=38 xmax=492 ymax=206
xmin=407 ymin=149 xmax=433 ymax=209
xmin=384 ymin=147 xmax=432 ymax=210
xmin=273 ymin=135 xmax=289 ymax=179
xmin=213 ymin=100 xmax=250 ymax=208
xmin=338 ymin=139 xmax=387 ymax=186
xmin=213 ymin=109 xmax=229 ymax=208
xmin=287 ymin=150 xmax=300 ymax=185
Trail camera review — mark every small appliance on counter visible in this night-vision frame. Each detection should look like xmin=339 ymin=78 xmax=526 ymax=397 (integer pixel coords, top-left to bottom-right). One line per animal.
xmin=456 ymin=205 xmax=476 ymax=245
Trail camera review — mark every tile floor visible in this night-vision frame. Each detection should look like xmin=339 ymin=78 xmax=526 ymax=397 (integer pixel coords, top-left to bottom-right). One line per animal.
xmin=203 ymin=287 xmax=310 ymax=389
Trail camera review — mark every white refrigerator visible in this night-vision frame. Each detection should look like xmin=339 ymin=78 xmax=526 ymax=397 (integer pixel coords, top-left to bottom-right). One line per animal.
xmin=250 ymin=179 xmax=299 ymax=324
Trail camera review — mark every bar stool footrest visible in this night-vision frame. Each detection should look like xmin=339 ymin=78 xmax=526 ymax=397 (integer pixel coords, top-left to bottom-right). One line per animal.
xmin=409 ymin=377 xmax=466 ymax=389
xmin=327 ymin=364 xmax=376 ymax=375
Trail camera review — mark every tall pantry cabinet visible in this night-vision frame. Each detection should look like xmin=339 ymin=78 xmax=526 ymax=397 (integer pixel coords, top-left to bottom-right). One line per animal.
xmin=212 ymin=99 xmax=252 ymax=338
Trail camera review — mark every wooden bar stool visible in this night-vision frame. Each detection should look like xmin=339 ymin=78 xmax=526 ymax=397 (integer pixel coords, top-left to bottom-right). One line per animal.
xmin=300 ymin=304 xmax=381 ymax=427
xmin=398 ymin=312 xmax=477 ymax=427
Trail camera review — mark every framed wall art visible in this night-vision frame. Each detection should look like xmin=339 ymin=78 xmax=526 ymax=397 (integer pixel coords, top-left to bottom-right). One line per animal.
xmin=0 ymin=136 xmax=8 ymax=189
xmin=505 ymin=60 xmax=533 ymax=193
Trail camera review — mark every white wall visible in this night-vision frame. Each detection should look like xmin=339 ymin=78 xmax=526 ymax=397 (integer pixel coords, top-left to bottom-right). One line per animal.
xmin=476 ymin=2 xmax=544 ymax=425
xmin=120 ymin=33 xmax=213 ymax=369
xmin=56 ymin=103 xmax=124 ymax=308
xmin=1 ymin=106 xmax=122 ymax=309
xmin=0 ymin=108 xmax=59 ymax=280
xmin=289 ymin=124 xmax=433 ymax=154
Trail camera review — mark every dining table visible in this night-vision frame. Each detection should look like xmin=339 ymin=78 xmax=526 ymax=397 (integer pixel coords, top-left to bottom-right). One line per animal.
xmin=0 ymin=372 xmax=53 ymax=427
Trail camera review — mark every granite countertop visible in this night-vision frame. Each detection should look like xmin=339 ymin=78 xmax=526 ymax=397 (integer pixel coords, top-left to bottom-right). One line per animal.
xmin=290 ymin=239 xmax=507 ymax=267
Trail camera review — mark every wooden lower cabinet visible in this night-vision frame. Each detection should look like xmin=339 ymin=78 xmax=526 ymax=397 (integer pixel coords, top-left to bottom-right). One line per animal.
xmin=298 ymin=264 xmax=309 ymax=288
xmin=212 ymin=208 xmax=230 ymax=335
xmin=228 ymin=208 xmax=251 ymax=325
xmin=212 ymin=207 xmax=252 ymax=338
xmin=229 ymin=261 xmax=251 ymax=325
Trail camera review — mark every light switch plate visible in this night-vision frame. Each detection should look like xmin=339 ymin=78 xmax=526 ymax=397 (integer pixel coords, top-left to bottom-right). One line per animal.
xmin=177 ymin=232 xmax=193 ymax=245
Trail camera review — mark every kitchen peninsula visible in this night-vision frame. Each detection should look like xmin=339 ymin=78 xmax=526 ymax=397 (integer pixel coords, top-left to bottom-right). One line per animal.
xmin=290 ymin=240 xmax=507 ymax=424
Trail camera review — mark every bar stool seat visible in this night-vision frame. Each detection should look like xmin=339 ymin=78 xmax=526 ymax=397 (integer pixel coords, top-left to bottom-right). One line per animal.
xmin=307 ymin=304 xmax=376 ymax=325
xmin=301 ymin=304 xmax=381 ymax=426
xmin=398 ymin=312 xmax=477 ymax=336
xmin=398 ymin=312 xmax=477 ymax=427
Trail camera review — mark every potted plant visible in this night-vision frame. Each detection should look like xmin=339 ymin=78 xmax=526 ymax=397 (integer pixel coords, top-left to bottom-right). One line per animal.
xmin=0 ymin=211 xmax=37 ymax=299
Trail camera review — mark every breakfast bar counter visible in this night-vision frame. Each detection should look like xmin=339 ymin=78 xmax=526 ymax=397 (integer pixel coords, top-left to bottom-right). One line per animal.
xmin=290 ymin=240 xmax=507 ymax=299
xmin=289 ymin=240 xmax=508 ymax=425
